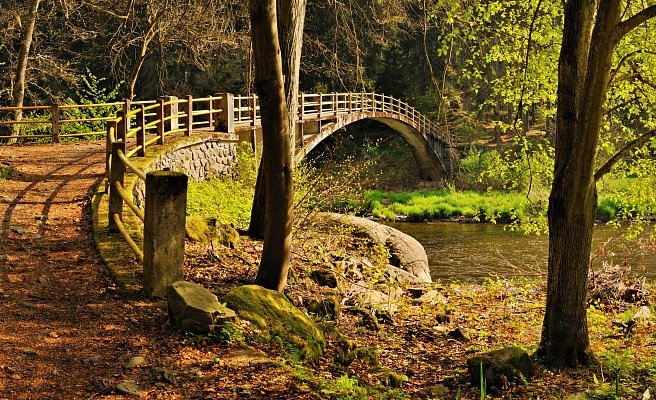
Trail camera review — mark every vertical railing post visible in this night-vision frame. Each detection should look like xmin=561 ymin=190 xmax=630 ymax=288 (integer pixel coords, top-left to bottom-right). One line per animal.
xmin=105 ymin=120 xmax=117 ymax=193
xmin=207 ymin=97 xmax=214 ymax=128
xmin=122 ymin=99 xmax=131 ymax=137
xmin=51 ymin=104 xmax=60 ymax=143
xmin=108 ymin=140 xmax=126 ymax=233
xmin=348 ymin=93 xmax=352 ymax=113
xmin=184 ymin=95 xmax=193 ymax=136
xmin=116 ymin=111 xmax=126 ymax=142
xmin=299 ymin=93 xmax=305 ymax=121
xmin=143 ymin=170 xmax=188 ymax=298
xmin=332 ymin=92 xmax=338 ymax=117
xmin=160 ymin=95 xmax=178 ymax=132
xmin=216 ymin=93 xmax=234 ymax=133
xmin=250 ymin=94 xmax=257 ymax=150
xmin=156 ymin=99 xmax=165 ymax=145
xmin=137 ymin=104 xmax=146 ymax=156
xmin=318 ymin=94 xmax=323 ymax=116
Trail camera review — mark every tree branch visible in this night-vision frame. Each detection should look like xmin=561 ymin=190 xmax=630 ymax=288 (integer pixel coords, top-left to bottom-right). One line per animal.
xmin=594 ymin=128 xmax=656 ymax=182
xmin=612 ymin=5 xmax=656 ymax=43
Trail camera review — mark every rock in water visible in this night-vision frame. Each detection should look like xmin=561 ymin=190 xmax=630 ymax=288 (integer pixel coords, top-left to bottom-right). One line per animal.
xmin=467 ymin=346 xmax=533 ymax=390
xmin=167 ymin=281 xmax=237 ymax=334
xmin=222 ymin=285 xmax=326 ymax=362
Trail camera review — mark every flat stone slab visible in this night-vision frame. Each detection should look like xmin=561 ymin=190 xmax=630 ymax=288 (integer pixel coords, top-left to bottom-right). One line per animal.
xmin=167 ymin=280 xmax=237 ymax=334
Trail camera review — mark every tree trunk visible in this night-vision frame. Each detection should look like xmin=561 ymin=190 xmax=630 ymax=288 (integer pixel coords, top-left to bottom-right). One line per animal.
xmin=540 ymin=1 xmax=623 ymax=368
xmin=249 ymin=0 xmax=306 ymax=239
xmin=9 ymin=0 xmax=40 ymax=143
xmin=249 ymin=0 xmax=294 ymax=292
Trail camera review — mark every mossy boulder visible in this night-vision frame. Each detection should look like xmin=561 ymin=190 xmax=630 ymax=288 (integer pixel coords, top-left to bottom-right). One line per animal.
xmin=222 ymin=285 xmax=326 ymax=362
xmin=304 ymin=296 xmax=340 ymax=321
xmin=185 ymin=215 xmax=239 ymax=248
xmin=185 ymin=214 xmax=211 ymax=243
xmin=467 ymin=346 xmax=533 ymax=390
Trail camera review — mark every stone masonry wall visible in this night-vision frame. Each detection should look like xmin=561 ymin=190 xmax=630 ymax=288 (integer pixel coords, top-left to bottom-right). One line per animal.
xmin=132 ymin=138 xmax=238 ymax=209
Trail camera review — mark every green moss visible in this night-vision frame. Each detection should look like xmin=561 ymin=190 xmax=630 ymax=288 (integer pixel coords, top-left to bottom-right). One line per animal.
xmin=222 ymin=285 xmax=326 ymax=363
xmin=185 ymin=214 xmax=211 ymax=243
xmin=0 ymin=166 xmax=12 ymax=181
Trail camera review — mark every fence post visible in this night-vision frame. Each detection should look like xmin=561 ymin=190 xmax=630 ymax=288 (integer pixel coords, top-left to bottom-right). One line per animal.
xmin=348 ymin=93 xmax=353 ymax=113
xmin=160 ymin=95 xmax=178 ymax=132
xmin=51 ymin=104 xmax=60 ymax=143
xmin=105 ymin=120 xmax=117 ymax=193
xmin=215 ymin=93 xmax=234 ymax=133
xmin=108 ymin=140 xmax=126 ymax=232
xmin=143 ymin=170 xmax=188 ymax=298
xmin=333 ymin=92 xmax=338 ymax=117
xmin=122 ymin=99 xmax=131 ymax=137
xmin=118 ymin=110 xmax=129 ymax=143
xmin=156 ymin=98 xmax=165 ymax=145
xmin=137 ymin=104 xmax=146 ymax=156
xmin=184 ymin=95 xmax=193 ymax=136
xmin=207 ymin=97 xmax=214 ymax=127
xmin=250 ymin=94 xmax=257 ymax=150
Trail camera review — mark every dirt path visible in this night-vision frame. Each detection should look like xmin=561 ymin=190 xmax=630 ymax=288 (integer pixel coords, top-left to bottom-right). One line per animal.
xmin=0 ymin=142 xmax=157 ymax=399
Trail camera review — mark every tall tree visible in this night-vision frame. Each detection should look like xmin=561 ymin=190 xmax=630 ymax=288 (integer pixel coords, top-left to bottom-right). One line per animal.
xmin=249 ymin=0 xmax=295 ymax=292
xmin=248 ymin=0 xmax=306 ymax=239
xmin=541 ymin=1 xmax=656 ymax=367
xmin=8 ymin=0 xmax=40 ymax=143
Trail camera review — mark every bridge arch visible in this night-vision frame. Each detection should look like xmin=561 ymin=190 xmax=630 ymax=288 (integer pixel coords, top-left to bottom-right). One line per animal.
xmin=295 ymin=112 xmax=452 ymax=182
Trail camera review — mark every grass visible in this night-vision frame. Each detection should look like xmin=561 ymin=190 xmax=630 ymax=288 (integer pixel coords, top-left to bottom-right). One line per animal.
xmin=0 ymin=166 xmax=11 ymax=181
xmin=186 ymin=178 xmax=253 ymax=229
xmin=361 ymin=189 xmax=536 ymax=222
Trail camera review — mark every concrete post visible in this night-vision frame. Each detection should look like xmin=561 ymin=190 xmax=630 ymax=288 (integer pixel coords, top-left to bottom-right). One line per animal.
xmin=143 ymin=170 xmax=188 ymax=298
xmin=215 ymin=93 xmax=234 ymax=133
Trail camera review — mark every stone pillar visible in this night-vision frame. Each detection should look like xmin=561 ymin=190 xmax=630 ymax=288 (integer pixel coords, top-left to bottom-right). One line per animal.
xmin=215 ymin=93 xmax=234 ymax=133
xmin=143 ymin=171 xmax=188 ymax=298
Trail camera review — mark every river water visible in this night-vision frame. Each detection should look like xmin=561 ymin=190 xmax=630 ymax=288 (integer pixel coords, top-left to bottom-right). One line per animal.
xmin=385 ymin=222 xmax=656 ymax=282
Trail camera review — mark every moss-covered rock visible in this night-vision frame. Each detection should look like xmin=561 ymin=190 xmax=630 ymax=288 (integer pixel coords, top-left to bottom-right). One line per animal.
xmin=185 ymin=214 xmax=211 ymax=243
xmin=185 ymin=215 xmax=239 ymax=248
xmin=222 ymin=285 xmax=326 ymax=362
xmin=209 ymin=218 xmax=239 ymax=249
xmin=304 ymin=296 xmax=340 ymax=321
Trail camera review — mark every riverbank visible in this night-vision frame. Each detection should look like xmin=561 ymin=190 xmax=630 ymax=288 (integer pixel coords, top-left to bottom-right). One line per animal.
xmin=180 ymin=218 xmax=656 ymax=399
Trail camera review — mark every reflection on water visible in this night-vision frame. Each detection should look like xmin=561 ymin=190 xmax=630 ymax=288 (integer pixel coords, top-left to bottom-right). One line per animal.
xmin=384 ymin=222 xmax=656 ymax=282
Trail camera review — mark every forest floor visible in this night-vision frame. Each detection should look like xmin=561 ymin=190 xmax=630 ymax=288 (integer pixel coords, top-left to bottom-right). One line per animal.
xmin=1 ymin=141 xmax=656 ymax=399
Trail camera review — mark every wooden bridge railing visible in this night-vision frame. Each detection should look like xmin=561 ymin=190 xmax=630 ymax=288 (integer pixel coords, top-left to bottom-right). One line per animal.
xmin=1 ymin=92 xmax=450 ymax=145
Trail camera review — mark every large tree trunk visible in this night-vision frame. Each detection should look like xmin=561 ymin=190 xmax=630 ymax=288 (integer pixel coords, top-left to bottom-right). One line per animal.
xmin=9 ymin=0 xmax=40 ymax=143
xmin=250 ymin=0 xmax=294 ymax=292
xmin=249 ymin=0 xmax=306 ymax=239
xmin=540 ymin=1 xmax=623 ymax=368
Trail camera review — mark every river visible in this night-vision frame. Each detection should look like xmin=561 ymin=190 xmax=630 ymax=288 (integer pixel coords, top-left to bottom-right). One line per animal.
xmin=385 ymin=222 xmax=656 ymax=282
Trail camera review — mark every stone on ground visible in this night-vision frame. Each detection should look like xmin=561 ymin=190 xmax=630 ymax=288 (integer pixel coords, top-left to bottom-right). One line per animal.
xmin=467 ymin=346 xmax=533 ymax=390
xmin=309 ymin=269 xmax=338 ymax=288
xmin=167 ymin=281 xmax=237 ymax=334
xmin=304 ymin=296 xmax=340 ymax=320
xmin=222 ymin=285 xmax=326 ymax=362
xmin=115 ymin=381 xmax=143 ymax=397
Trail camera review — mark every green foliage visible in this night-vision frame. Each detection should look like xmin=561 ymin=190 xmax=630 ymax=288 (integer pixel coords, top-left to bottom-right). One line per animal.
xmin=0 ymin=166 xmax=11 ymax=181
xmin=186 ymin=143 xmax=258 ymax=229
xmin=362 ymin=189 xmax=535 ymax=223
xmin=185 ymin=321 xmax=243 ymax=345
